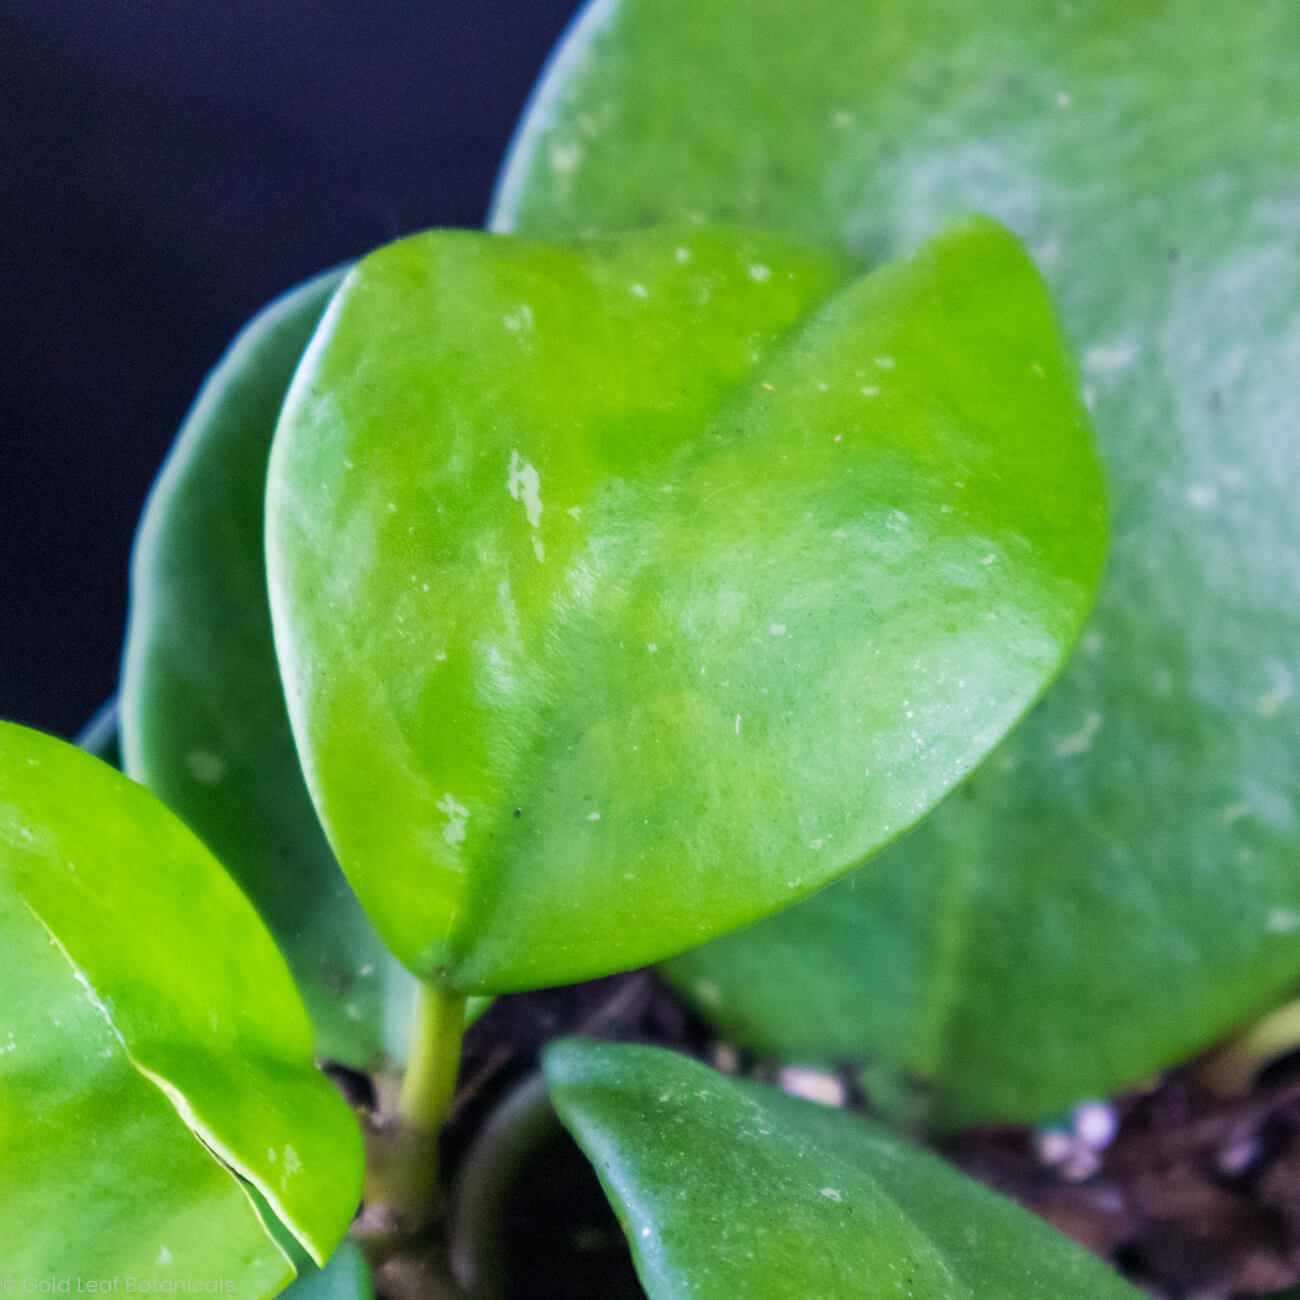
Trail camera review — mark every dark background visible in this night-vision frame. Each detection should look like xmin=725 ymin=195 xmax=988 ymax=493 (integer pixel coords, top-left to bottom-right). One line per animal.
xmin=2 ymin=0 xmax=584 ymax=738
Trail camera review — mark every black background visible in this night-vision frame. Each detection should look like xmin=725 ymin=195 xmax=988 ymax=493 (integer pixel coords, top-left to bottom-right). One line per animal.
xmin=2 ymin=0 xmax=584 ymax=738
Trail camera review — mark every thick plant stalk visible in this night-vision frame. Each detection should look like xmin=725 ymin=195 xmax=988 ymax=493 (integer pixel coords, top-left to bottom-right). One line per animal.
xmin=399 ymin=983 xmax=468 ymax=1135
xmin=358 ymin=982 xmax=467 ymax=1268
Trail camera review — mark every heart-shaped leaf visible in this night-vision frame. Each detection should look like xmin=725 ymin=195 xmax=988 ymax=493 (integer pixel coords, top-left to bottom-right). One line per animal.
xmin=120 ymin=270 xmax=417 ymax=1072
xmin=497 ymin=0 xmax=1300 ymax=1124
xmin=0 ymin=722 xmax=364 ymax=1268
xmin=267 ymin=219 xmax=1105 ymax=995
xmin=544 ymin=1039 xmax=1142 ymax=1299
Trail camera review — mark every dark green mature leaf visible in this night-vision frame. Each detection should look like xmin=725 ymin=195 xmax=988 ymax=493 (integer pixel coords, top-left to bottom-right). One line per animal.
xmin=267 ymin=220 xmax=1104 ymax=996
xmin=280 ymin=1242 xmax=374 ymax=1300
xmin=497 ymin=0 xmax=1300 ymax=1125
xmin=0 ymin=723 xmax=364 ymax=1268
xmin=120 ymin=270 xmax=416 ymax=1071
xmin=76 ymin=697 xmax=121 ymax=767
xmin=545 ymin=1040 xmax=1142 ymax=1299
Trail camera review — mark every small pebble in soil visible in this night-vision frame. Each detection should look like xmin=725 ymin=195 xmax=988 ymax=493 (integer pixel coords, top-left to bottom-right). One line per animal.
xmin=1073 ymin=1100 xmax=1120 ymax=1151
xmin=777 ymin=1065 xmax=847 ymax=1108
xmin=711 ymin=1042 xmax=741 ymax=1074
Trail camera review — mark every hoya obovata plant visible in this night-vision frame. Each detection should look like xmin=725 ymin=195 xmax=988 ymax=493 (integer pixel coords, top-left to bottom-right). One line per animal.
xmin=5 ymin=3 xmax=1297 ymax=1297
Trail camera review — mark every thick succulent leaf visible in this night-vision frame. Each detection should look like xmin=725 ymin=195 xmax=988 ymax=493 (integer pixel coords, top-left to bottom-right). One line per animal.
xmin=0 ymin=723 xmax=364 ymax=1264
xmin=498 ymin=0 xmax=1300 ymax=1124
xmin=266 ymin=220 xmax=1104 ymax=995
xmin=0 ymin=887 xmax=292 ymax=1291
xmin=280 ymin=1242 xmax=374 ymax=1300
xmin=76 ymin=697 xmax=121 ymax=767
xmin=120 ymin=270 xmax=416 ymax=1071
xmin=545 ymin=1039 xmax=1141 ymax=1299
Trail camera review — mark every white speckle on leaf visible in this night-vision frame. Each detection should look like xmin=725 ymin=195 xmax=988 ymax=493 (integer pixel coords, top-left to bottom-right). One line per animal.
xmin=1257 ymin=659 xmax=1293 ymax=718
xmin=630 ymin=282 xmax=648 ymax=298
xmin=735 ymin=715 xmax=742 ymax=736
xmin=1083 ymin=342 xmax=1135 ymax=372
xmin=436 ymin=794 xmax=470 ymax=847
xmin=387 ymin=501 xmax=398 ymax=512
xmin=809 ymin=838 xmax=825 ymax=850
xmin=860 ymin=385 xmax=879 ymax=397
xmin=769 ymin=623 xmax=786 ymax=636
xmin=1187 ymin=483 xmax=1218 ymax=508
xmin=981 ymin=554 xmax=996 ymax=565
xmin=267 ymin=1148 xmax=277 ymax=1162
xmin=675 ymin=246 xmax=691 ymax=263
xmin=820 ymin=1187 xmax=843 ymax=1202
xmin=1267 ymin=908 xmax=1300 ymax=934
xmin=874 ymin=356 xmax=895 ymax=369
xmin=531 ymin=536 xmax=546 ymax=564
xmin=504 ymin=304 xmax=534 ymax=332
xmin=749 ymin=263 xmax=771 ymax=282
xmin=186 ymin=750 xmax=226 ymax=786
xmin=1055 ymin=712 xmax=1102 ymax=757
xmin=647 ymin=643 xmax=658 ymax=653
xmin=694 ymin=980 xmax=722 ymax=1008
xmin=157 ymin=1247 xmax=172 ymax=1267
xmin=587 ymin=812 xmax=601 ymax=822
xmin=1056 ymin=90 xmax=1072 ymax=108
xmin=507 ymin=451 xmax=544 ymax=528
xmin=831 ymin=109 xmax=854 ymax=128
xmin=550 ymin=141 xmax=581 ymax=174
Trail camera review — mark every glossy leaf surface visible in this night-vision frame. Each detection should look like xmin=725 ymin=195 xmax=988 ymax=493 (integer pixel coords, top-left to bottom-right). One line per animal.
xmin=498 ymin=0 xmax=1300 ymax=1123
xmin=545 ymin=1039 xmax=1141 ymax=1299
xmin=267 ymin=220 xmax=1104 ymax=995
xmin=120 ymin=270 xmax=416 ymax=1071
xmin=0 ymin=887 xmax=292 ymax=1292
xmin=0 ymin=723 xmax=364 ymax=1265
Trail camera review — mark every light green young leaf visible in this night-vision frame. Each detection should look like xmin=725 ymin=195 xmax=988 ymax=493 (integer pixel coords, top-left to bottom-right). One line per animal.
xmin=498 ymin=0 xmax=1300 ymax=1125
xmin=545 ymin=1039 xmax=1142 ymax=1299
xmin=0 ymin=723 xmax=364 ymax=1267
xmin=120 ymin=270 xmax=416 ymax=1072
xmin=0 ymin=888 xmax=292 ymax=1293
xmin=267 ymin=219 xmax=1104 ymax=995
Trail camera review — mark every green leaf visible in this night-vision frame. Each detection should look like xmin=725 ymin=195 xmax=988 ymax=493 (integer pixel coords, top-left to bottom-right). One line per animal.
xmin=120 ymin=270 xmax=417 ymax=1072
xmin=497 ymin=0 xmax=1300 ymax=1124
xmin=267 ymin=220 xmax=1104 ymax=996
xmin=0 ymin=722 xmax=364 ymax=1267
xmin=76 ymin=697 xmax=121 ymax=768
xmin=281 ymin=1242 xmax=374 ymax=1300
xmin=0 ymin=886 xmax=292 ymax=1291
xmin=544 ymin=1039 xmax=1142 ymax=1299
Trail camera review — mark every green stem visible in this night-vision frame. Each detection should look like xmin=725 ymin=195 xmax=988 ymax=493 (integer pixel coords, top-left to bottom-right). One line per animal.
xmin=399 ymin=981 xmax=468 ymax=1134
xmin=357 ymin=981 xmax=468 ymax=1267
